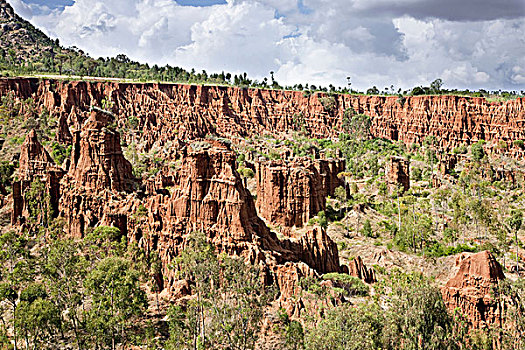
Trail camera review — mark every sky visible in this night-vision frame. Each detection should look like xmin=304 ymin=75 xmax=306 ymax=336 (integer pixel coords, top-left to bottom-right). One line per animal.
xmin=7 ymin=0 xmax=525 ymax=91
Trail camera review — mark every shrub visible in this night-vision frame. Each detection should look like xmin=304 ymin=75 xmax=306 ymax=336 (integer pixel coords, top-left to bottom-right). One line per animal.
xmin=334 ymin=186 xmax=347 ymax=202
xmin=322 ymin=273 xmax=370 ymax=296
xmin=240 ymin=168 xmax=255 ymax=178
xmin=236 ymin=153 xmax=246 ymax=163
xmin=425 ymin=242 xmax=477 ymax=258
xmin=452 ymin=145 xmax=468 ymax=154
xmin=0 ymin=161 xmax=15 ymax=187
xmin=50 ymin=141 xmax=71 ymax=165
xmin=319 ymin=96 xmax=336 ymax=113
xmin=471 ymin=141 xmax=485 ymax=161
xmin=361 ymin=219 xmax=374 ymax=238
xmin=411 ymin=167 xmax=423 ymax=181
xmin=317 ymin=211 xmax=328 ymax=229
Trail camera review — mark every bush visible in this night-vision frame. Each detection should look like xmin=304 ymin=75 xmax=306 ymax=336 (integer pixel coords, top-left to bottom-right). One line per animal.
xmin=239 ymin=168 xmax=255 ymax=178
xmin=0 ymin=161 xmax=15 ymax=187
xmin=379 ymin=271 xmax=456 ymax=350
xmin=305 ymin=302 xmax=383 ymax=350
xmin=453 ymin=144 xmax=468 ymax=154
xmin=471 ymin=141 xmax=485 ymax=161
xmin=50 ymin=141 xmax=71 ymax=165
xmin=317 ymin=211 xmax=328 ymax=229
xmin=236 ymin=153 xmax=246 ymax=163
xmin=425 ymin=242 xmax=477 ymax=258
xmin=319 ymin=96 xmax=336 ymax=113
xmin=334 ymin=186 xmax=347 ymax=202
xmin=361 ymin=219 xmax=375 ymax=238
xmin=411 ymin=167 xmax=423 ymax=181
xmin=322 ymin=273 xmax=370 ymax=296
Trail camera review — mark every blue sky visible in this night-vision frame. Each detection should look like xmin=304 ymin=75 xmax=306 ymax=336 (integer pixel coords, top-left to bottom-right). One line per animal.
xmin=8 ymin=0 xmax=525 ymax=90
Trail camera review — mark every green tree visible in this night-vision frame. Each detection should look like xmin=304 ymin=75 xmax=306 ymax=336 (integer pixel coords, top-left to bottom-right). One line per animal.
xmin=380 ymin=271 xmax=458 ymax=350
xmin=471 ymin=142 xmax=485 ymax=161
xmin=496 ymin=279 xmax=525 ymax=349
xmin=0 ymin=231 xmax=34 ymax=350
xmin=334 ymin=186 xmax=347 ymax=202
xmin=208 ymin=255 xmax=271 ymax=350
xmin=42 ymin=239 xmax=89 ymax=350
xmin=361 ymin=219 xmax=374 ymax=238
xmin=305 ymin=302 xmax=384 ymax=350
xmin=508 ymin=210 xmax=522 ymax=275
xmin=0 ymin=161 xmax=15 ymax=190
xmin=83 ymin=225 xmax=125 ymax=259
xmin=278 ymin=308 xmax=304 ymax=350
xmin=84 ymin=257 xmax=147 ymax=350
xmin=167 ymin=232 xmax=273 ymax=350
xmin=15 ymin=283 xmax=61 ymax=349
xmin=25 ymin=177 xmax=51 ymax=232
xmin=430 ymin=79 xmax=443 ymax=94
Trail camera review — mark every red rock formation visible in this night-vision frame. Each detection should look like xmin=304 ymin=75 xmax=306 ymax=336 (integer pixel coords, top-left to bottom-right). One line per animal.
xmin=347 ymin=256 xmax=376 ymax=283
xmin=58 ymin=109 xmax=134 ymax=237
xmin=255 ymin=157 xmax=345 ymax=228
xmin=293 ymin=227 xmax=345 ymax=275
xmin=6 ymin=78 xmax=524 ymax=315
xmin=12 ymin=130 xmax=64 ymax=225
xmin=1 ymin=78 xmax=524 ymax=158
xmin=68 ymin=109 xmax=134 ymax=192
xmin=386 ymin=156 xmax=410 ymax=193
xmin=441 ymin=251 xmax=505 ymax=328
xmin=49 ymin=137 xmax=341 ymax=297
xmin=18 ymin=130 xmax=54 ymax=179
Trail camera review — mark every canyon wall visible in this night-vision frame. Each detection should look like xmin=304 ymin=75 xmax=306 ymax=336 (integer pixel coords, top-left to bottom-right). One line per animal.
xmin=1 ymin=77 xmax=522 ymax=315
xmin=0 ymin=78 xmax=524 ymax=156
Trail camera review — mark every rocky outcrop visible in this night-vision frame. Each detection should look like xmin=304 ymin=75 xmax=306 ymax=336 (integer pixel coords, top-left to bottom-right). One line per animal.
xmin=128 ymin=140 xmax=346 ymax=293
xmin=5 ymin=78 xmax=523 ymax=317
xmin=68 ymin=109 xmax=134 ymax=192
xmin=386 ymin=156 xmax=410 ymax=193
xmin=347 ymin=256 xmax=376 ymax=283
xmin=58 ymin=109 xmax=134 ymax=237
xmin=0 ymin=79 xmax=524 ymax=159
xmin=441 ymin=251 xmax=505 ymax=328
xmin=255 ymin=158 xmax=345 ymax=228
xmin=17 ymin=130 xmax=55 ymax=179
xmin=12 ymin=130 xmax=64 ymax=225
xmin=294 ymin=227 xmax=345 ymax=275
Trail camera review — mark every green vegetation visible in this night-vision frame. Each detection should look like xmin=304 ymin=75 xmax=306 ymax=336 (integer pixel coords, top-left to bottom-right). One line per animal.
xmin=167 ymin=232 xmax=273 ymax=350
xmin=322 ymin=273 xmax=369 ymax=296
xmin=305 ymin=271 xmax=466 ymax=350
xmin=0 ymin=223 xmax=153 ymax=349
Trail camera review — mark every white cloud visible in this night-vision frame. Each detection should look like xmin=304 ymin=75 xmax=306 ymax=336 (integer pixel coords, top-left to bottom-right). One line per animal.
xmin=8 ymin=0 xmax=34 ymax=17
xmin=7 ymin=0 xmax=525 ymax=91
xmin=173 ymin=1 xmax=293 ymax=76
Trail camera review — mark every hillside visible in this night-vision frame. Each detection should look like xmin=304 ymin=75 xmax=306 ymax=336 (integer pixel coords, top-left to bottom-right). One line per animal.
xmin=0 ymin=0 xmax=60 ymax=65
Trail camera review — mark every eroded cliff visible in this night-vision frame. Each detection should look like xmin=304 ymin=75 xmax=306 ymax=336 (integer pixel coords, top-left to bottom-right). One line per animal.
xmin=0 ymin=78 xmax=523 ymax=157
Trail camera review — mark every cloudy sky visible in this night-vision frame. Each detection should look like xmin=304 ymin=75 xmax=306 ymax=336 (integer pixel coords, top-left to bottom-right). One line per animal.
xmin=7 ymin=0 xmax=525 ymax=91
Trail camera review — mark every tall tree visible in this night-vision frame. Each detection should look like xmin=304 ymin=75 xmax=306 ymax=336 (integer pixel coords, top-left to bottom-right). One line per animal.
xmin=84 ymin=257 xmax=147 ymax=350
xmin=508 ymin=210 xmax=522 ymax=275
